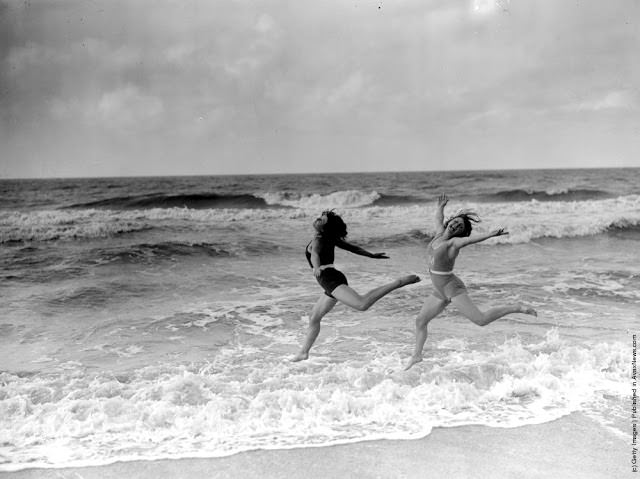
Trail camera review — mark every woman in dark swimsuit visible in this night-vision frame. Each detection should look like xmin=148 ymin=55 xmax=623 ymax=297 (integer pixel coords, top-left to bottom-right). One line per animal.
xmin=404 ymin=194 xmax=537 ymax=370
xmin=292 ymin=210 xmax=420 ymax=362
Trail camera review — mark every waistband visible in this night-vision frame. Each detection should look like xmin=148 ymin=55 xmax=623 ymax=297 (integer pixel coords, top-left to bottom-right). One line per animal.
xmin=318 ymin=264 xmax=335 ymax=271
xmin=429 ymin=269 xmax=453 ymax=276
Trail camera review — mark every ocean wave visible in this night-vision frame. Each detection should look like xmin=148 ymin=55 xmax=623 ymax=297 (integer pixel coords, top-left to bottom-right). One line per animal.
xmin=540 ymin=269 xmax=640 ymax=300
xmin=2 ymin=195 xmax=640 ymax=244
xmin=372 ymin=194 xmax=427 ymax=206
xmin=0 ymin=207 xmax=306 ymax=243
xmin=0 ymin=210 xmax=154 ymax=243
xmin=90 ymin=240 xmax=286 ymax=265
xmin=66 ymin=193 xmax=274 ymax=210
xmin=55 ymin=187 xmax=621 ymax=212
xmin=93 ymin=242 xmax=233 ymax=265
xmin=361 ymin=229 xmax=431 ymax=247
xmin=340 ymin=194 xmax=640 ymax=245
xmin=0 ymin=330 xmax=627 ymax=471
xmin=485 ymin=188 xmax=612 ymax=202
xmin=261 ymin=190 xmax=381 ymax=208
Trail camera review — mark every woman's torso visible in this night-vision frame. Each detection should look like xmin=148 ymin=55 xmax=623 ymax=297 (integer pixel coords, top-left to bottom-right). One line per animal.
xmin=305 ymin=236 xmax=335 ymax=268
xmin=428 ymin=235 xmax=458 ymax=273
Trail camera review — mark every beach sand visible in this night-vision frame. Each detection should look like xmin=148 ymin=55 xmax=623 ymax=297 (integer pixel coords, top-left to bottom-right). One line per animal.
xmin=2 ymin=412 xmax=628 ymax=479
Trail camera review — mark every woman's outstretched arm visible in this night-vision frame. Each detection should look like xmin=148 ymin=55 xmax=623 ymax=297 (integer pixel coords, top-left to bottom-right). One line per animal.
xmin=455 ymin=228 xmax=508 ymax=249
xmin=335 ymin=238 xmax=389 ymax=259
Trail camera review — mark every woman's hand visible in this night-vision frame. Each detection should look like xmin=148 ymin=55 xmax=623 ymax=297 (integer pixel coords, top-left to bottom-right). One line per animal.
xmin=492 ymin=228 xmax=509 ymax=237
xmin=313 ymin=267 xmax=322 ymax=278
xmin=371 ymin=252 xmax=389 ymax=259
xmin=437 ymin=193 xmax=449 ymax=208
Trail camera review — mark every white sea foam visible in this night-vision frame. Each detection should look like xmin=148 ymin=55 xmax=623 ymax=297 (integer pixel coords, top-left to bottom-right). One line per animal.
xmin=2 ymin=195 xmax=639 ymax=244
xmin=0 ymin=209 xmax=152 ymax=242
xmin=0 ymin=330 xmax=628 ymax=471
xmin=261 ymin=190 xmax=381 ymax=209
xmin=338 ymin=195 xmax=640 ymax=244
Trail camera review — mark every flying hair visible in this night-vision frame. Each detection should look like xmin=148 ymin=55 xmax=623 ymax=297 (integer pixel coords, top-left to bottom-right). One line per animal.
xmin=315 ymin=209 xmax=348 ymax=239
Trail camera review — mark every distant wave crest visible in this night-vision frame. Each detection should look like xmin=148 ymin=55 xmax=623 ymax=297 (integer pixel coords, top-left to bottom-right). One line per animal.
xmin=261 ymin=190 xmax=382 ymax=209
xmin=65 ymin=190 xmax=416 ymax=211
xmin=0 ymin=208 xmax=306 ymax=243
xmin=0 ymin=210 xmax=153 ymax=243
xmin=262 ymin=190 xmax=429 ymax=208
xmin=486 ymin=188 xmax=611 ymax=202
xmin=2 ymin=195 xmax=640 ymax=244
xmin=67 ymin=193 xmax=273 ymax=210
xmin=59 ymin=188 xmax=615 ymax=213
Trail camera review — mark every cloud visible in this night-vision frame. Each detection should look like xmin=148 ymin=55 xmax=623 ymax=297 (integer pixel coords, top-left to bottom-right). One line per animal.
xmin=3 ymin=0 xmax=639 ymax=176
xmin=463 ymin=105 xmax=513 ymax=124
xmin=50 ymin=85 xmax=165 ymax=132
xmin=325 ymin=72 xmax=371 ymax=113
xmin=470 ymin=0 xmax=514 ymax=17
xmin=5 ymin=42 xmax=55 ymax=75
xmin=571 ymin=90 xmax=638 ymax=112
xmin=77 ymin=39 xmax=142 ymax=70
xmin=164 ymin=43 xmax=199 ymax=65
xmin=223 ymin=13 xmax=282 ymax=78
xmin=96 ymin=86 xmax=164 ymax=129
xmin=255 ymin=12 xmax=276 ymax=34
xmin=5 ymin=38 xmax=141 ymax=75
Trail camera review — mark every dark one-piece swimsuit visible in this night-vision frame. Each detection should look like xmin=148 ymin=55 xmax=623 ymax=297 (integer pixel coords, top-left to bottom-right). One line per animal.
xmin=305 ymin=241 xmax=348 ymax=299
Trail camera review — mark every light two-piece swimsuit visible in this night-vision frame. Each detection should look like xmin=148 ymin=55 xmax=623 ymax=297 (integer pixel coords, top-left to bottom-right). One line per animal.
xmin=428 ymin=238 xmax=467 ymax=302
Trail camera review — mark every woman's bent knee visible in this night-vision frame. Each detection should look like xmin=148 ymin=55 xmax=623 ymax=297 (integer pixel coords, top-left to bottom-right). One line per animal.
xmin=416 ymin=316 xmax=431 ymax=328
xmin=354 ymin=301 xmax=369 ymax=312
xmin=466 ymin=312 xmax=487 ymax=326
xmin=473 ymin=316 xmax=488 ymax=326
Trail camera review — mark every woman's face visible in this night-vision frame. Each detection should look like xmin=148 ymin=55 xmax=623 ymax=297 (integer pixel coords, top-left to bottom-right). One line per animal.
xmin=447 ymin=217 xmax=465 ymax=236
xmin=313 ymin=213 xmax=328 ymax=232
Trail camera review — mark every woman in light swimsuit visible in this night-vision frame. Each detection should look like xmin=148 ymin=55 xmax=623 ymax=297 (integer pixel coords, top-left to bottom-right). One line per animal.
xmin=404 ymin=194 xmax=537 ymax=370
xmin=293 ymin=210 xmax=420 ymax=362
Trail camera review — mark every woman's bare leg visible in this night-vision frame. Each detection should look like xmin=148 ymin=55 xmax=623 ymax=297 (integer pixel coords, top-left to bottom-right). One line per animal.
xmin=405 ymin=295 xmax=448 ymax=370
xmin=331 ymin=275 xmax=420 ymax=312
xmin=450 ymin=293 xmax=537 ymax=327
xmin=292 ymin=294 xmax=337 ymax=362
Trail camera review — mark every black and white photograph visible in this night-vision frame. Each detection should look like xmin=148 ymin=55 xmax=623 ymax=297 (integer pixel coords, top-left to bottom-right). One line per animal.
xmin=1 ymin=1 xmax=638 ymax=477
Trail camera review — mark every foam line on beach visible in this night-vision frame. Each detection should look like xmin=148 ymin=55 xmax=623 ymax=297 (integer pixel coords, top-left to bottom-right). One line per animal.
xmin=0 ymin=330 xmax=628 ymax=471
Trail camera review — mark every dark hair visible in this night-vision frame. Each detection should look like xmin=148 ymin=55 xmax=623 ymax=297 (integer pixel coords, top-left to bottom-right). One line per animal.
xmin=315 ymin=210 xmax=347 ymax=239
xmin=444 ymin=210 xmax=480 ymax=237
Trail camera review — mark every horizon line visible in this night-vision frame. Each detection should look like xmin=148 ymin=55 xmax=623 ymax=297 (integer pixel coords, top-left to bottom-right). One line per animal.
xmin=1 ymin=165 xmax=637 ymax=181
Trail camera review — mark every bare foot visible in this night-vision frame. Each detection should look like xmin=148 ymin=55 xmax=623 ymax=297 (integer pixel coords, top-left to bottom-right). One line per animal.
xmin=519 ymin=306 xmax=537 ymax=317
xmin=291 ymin=352 xmax=309 ymax=362
xmin=398 ymin=275 xmax=421 ymax=287
xmin=404 ymin=355 xmax=423 ymax=371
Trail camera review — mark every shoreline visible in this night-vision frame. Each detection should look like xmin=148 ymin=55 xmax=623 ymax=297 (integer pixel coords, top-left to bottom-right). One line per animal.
xmin=2 ymin=412 xmax=628 ymax=479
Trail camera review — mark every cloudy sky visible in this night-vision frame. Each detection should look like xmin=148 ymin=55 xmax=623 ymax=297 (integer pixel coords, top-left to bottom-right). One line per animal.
xmin=1 ymin=0 xmax=638 ymax=178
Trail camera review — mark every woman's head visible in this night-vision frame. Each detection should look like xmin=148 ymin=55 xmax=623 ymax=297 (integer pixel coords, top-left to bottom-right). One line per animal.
xmin=313 ymin=210 xmax=347 ymax=239
xmin=444 ymin=210 xmax=480 ymax=237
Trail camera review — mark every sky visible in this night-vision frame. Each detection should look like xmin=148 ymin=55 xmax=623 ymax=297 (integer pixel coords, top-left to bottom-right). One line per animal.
xmin=1 ymin=0 xmax=639 ymax=178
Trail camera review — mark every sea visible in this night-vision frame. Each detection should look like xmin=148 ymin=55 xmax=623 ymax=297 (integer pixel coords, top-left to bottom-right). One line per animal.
xmin=0 ymin=168 xmax=637 ymax=471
